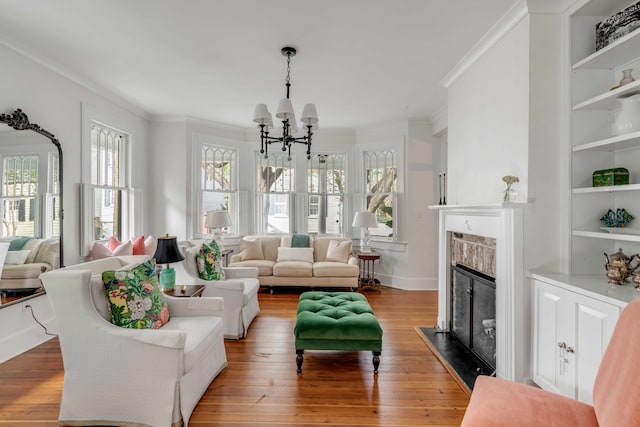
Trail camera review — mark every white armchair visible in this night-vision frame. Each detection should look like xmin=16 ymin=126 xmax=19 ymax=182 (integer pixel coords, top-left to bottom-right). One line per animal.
xmin=40 ymin=255 xmax=227 ymax=427
xmin=176 ymin=241 xmax=260 ymax=339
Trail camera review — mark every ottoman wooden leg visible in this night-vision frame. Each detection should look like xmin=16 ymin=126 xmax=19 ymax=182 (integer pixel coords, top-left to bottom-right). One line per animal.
xmin=372 ymin=351 xmax=381 ymax=375
xmin=296 ymin=349 xmax=304 ymax=373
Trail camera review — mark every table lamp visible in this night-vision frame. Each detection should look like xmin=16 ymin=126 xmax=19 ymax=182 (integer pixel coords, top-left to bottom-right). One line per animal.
xmin=205 ymin=210 xmax=231 ymax=251
xmin=153 ymin=234 xmax=184 ymax=291
xmin=352 ymin=211 xmax=378 ymax=253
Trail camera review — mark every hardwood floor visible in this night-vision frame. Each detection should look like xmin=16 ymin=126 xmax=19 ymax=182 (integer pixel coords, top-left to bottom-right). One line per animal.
xmin=0 ymin=287 xmax=469 ymax=426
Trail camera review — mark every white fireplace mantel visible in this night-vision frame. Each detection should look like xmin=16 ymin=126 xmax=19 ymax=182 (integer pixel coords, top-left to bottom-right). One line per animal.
xmin=429 ymin=203 xmax=527 ymax=381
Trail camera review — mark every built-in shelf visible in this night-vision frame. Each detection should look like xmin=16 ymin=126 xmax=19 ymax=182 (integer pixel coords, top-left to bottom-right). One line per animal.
xmin=573 ymin=229 xmax=640 ymax=242
xmin=573 ymin=27 xmax=640 ymax=70
xmin=573 ymin=79 xmax=640 ymax=111
xmin=573 ymin=183 xmax=640 ymax=193
xmin=573 ymin=131 xmax=640 ymax=152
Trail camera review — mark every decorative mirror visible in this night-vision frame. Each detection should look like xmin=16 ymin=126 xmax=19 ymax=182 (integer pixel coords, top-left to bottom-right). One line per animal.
xmin=0 ymin=108 xmax=63 ymax=306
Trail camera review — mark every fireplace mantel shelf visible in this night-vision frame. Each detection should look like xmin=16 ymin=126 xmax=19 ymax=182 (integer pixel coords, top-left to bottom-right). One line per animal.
xmin=428 ymin=202 xmax=530 ymax=210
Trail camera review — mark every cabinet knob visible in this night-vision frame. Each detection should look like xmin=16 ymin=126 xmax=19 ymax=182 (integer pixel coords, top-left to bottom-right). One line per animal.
xmin=566 ymin=346 xmax=574 ymax=353
xmin=466 ymin=288 xmax=472 ymax=295
xmin=557 ymin=341 xmax=566 ymax=349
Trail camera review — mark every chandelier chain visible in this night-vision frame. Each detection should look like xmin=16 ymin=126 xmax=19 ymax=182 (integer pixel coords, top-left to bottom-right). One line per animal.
xmin=286 ymin=52 xmax=291 ymax=85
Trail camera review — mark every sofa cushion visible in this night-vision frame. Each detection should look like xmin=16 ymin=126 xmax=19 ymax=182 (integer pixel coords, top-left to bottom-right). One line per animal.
xmin=5 ymin=249 xmax=31 ymax=265
xmin=273 ymin=261 xmax=313 ymax=277
xmin=2 ymin=263 xmax=49 ymax=279
xmin=258 ymin=236 xmax=282 ymax=261
xmin=240 ymin=238 xmax=264 ymax=261
xmin=230 ymin=259 xmax=275 ymax=276
xmin=23 ymin=239 xmax=43 ymax=264
xmin=313 ymin=261 xmax=359 ymax=278
xmin=161 ymin=315 xmax=223 ymax=373
xmin=102 ymin=260 xmax=170 ymax=329
xmin=325 ymin=240 xmax=352 ymax=263
xmin=89 ymin=240 xmax=133 ymax=260
xmin=277 ymin=247 xmax=314 ymax=263
xmin=314 ymin=237 xmax=351 ymax=262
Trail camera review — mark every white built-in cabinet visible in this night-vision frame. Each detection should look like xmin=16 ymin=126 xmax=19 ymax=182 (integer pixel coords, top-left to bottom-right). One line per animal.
xmin=532 ymin=276 xmax=624 ymax=404
xmin=571 ymin=0 xmax=640 ymax=272
xmin=530 ymin=0 xmax=640 ymax=404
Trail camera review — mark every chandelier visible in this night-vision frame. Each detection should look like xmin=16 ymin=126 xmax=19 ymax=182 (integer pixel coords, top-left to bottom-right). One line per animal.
xmin=253 ymin=46 xmax=319 ymax=160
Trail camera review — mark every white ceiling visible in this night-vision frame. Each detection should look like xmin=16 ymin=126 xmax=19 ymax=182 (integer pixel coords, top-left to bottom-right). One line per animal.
xmin=0 ymin=0 xmax=518 ymax=129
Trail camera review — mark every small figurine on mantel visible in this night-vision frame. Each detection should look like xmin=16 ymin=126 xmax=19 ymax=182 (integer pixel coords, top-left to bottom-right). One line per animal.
xmin=502 ymin=175 xmax=519 ymax=202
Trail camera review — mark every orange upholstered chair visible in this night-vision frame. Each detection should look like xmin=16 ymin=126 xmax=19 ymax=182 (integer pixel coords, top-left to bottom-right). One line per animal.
xmin=460 ymin=298 xmax=640 ymax=427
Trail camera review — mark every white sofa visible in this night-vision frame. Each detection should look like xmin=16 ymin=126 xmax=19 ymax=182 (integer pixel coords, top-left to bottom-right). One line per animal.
xmin=176 ymin=239 xmax=260 ymax=339
xmin=228 ymin=235 xmax=359 ymax=290
xmin=40 ymin=255 xmax=227 ymax=427
xmin=0 ymin=237 xmax=59 ymax=290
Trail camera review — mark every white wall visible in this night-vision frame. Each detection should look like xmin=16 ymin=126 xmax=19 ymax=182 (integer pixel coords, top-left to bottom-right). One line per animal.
xmin=0 ymin=43 xmax=151 ymax=265
xmin=448 ymin=17 xmax=531 ymax=205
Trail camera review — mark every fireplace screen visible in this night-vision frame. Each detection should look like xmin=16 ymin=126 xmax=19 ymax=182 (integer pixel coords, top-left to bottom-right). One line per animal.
xmin=451 ymin=264 xmax=496 ymax=370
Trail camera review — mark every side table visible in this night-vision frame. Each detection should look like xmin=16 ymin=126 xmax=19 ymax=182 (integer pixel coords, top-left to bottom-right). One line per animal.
xmin=221 ymin=248 xmax=234 ymax=267
xmin=162 ymin=284 xmax=205 ymax=298
xmin=353 ymin=249 xmax=382 ymax=292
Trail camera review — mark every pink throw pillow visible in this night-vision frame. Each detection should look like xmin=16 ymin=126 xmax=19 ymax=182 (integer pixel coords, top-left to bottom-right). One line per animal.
xmin=132 ymin=235 xmax=146 ymax=255
xmin=107 ymin=236 xmax=122 ymax=251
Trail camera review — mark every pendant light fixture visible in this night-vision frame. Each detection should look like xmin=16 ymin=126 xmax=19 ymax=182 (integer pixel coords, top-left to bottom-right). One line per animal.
xmin=253 ymin=46 xmax=319 ymax=160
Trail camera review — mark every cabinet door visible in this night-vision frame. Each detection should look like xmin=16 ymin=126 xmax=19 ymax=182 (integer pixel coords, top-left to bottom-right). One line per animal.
xmin=570 ymin=293 xmax=619 ymax=405
xmin=533 ymin=280 xmax=567 ymax=395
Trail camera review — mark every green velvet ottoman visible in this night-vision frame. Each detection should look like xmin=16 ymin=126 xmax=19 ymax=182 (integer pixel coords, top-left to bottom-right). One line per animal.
xmin=294 ymin=291 xmax=383 ymax=374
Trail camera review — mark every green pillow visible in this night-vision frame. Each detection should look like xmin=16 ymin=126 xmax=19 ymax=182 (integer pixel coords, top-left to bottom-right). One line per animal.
xmin=196 ymin=241 xmax=223 ymax=281
xmin=102 ymin=260 xmax=170 ymax=329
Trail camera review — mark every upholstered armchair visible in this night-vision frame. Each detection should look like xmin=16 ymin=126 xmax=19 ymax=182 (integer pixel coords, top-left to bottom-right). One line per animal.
xmin=460 ymin=298 xmax=640 ymax=426
xmin=40 ymin=255 xmax=227 ymax=427
xmin=176 ymin=241 xmax=260 ymax=339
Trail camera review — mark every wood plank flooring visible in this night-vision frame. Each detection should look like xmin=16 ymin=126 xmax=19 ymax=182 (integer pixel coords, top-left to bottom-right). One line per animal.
xmin=0 ymin=287 xmax=469 ymax=426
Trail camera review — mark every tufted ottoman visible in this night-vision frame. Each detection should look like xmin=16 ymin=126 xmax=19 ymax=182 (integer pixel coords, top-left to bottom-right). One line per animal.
xmin=294 ymin=291 xmax=383 ymax=374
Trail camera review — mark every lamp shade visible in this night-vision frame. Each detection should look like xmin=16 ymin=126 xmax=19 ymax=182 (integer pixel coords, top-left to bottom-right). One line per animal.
xmin=352 ymin=211 xmax=378 ymax=228
xmin=153 ymin=235 xmax=184 ymax=264
xmin=253 ymin=104 xmax=272 ymax=125
xmin=275 ymin=98 xmax=295 ymax=120
xmin=205 ymin=210 xmax=232 ymax=229
xmin=301 ymin=103 xmax=319 ymax=124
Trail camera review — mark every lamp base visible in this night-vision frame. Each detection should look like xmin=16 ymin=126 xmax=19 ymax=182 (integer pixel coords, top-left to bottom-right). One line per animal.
xmin=159 ymin=267 xmax=175 ymax=291
xmin=361 ymin=228 xmax=372 ymax=252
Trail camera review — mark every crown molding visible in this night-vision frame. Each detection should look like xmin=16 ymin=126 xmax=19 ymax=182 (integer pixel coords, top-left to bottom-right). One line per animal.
xmin=0 ymin=38 xmax=150 ymax=121
xmin=439 ymin=1 xmax=528 ymax=88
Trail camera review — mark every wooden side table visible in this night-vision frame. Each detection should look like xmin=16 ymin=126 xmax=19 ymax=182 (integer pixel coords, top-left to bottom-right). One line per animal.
xmin=354 ymin=250 xmax=382 ymax=292
xmin=221 ymin=248 xmax=234 ymax=267
xmin=162 ymin=284 xmax=205 ymax=298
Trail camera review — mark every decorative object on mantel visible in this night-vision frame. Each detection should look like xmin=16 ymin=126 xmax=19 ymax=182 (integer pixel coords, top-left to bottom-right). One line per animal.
xmin=253 ymin=46 xmax=319 ymax=161
xmin=600 ymin=208 xmax=634 ymax=228
xmin=592 ymin=167 xmax=629 ymax=187
xmin=604 ymin=248 xmax=640 ymax=286
xmin=596 ymin=1 xmax=640 ymax=51
xmin=632 ymin=272 xmax=640 ymax=289
xmin=614 ymin=94 xmax=640 ymax=135
xmin=501 ymin=175 xmax=519 ymax=202
xmin=438 ymin=171 xmax=447 ymax=205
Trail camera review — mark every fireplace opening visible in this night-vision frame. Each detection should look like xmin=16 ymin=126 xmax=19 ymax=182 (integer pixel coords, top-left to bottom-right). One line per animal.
xmin=451 ymin=264 xmax=496 ymax=372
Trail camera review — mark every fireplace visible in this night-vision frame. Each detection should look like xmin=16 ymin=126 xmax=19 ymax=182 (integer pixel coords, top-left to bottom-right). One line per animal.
xmin=451 ymin=264 xmax=496 ymax=372
xmin=430 ymin=204 xmax=526 ymax=382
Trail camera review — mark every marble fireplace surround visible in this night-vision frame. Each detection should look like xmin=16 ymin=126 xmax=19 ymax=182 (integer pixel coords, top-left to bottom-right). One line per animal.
xmin=430 ymin=203 xmax=526 ymax=381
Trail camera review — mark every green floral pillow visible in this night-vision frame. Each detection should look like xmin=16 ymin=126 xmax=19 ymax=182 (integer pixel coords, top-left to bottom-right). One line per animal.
xmin=196 ymin=241 xmax=223 ymax=281
xmin=102 ymin=260 xmax=170 ymax=329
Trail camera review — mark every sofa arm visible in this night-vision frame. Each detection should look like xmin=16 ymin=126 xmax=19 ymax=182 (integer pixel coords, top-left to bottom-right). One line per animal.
xmin=164 ymin=295 xmax=224 ymax=318
xmin=229 ymin=253 xmax=242 ymax=263
xmin=348 ymin=256 xmax=359 ymax=266
xmin=223 ymin=266 xmax=258 ymax=279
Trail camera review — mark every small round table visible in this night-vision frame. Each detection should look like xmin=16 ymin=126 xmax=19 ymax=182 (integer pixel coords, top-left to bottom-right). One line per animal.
xmin=354 ymin=250 xmax=381 ymax=292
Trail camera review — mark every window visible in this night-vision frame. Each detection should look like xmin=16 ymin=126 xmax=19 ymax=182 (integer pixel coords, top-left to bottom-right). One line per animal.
xmin=364 ymin=149 xmax=397 ymax=240
xmin=256 ymin=152 xmax=294 ymax=234
xmin=2 ymin=155 xmax=38 ymax=237
xmin=198 ymin=144 xmax=237 ymax=235
xmin=90 ymin=122 xmax=129 ymax=241
xmin=307 ymin=154 xmax=345 ymax=235
xmin=47 ymin=152 xmax=61 ymax=238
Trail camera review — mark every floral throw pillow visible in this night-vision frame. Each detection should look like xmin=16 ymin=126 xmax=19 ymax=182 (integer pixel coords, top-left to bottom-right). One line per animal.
xmin=102 ymin=260 xmax=170 ymax=329
xmin=196 ymin=241 xmax=223 ymax=281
